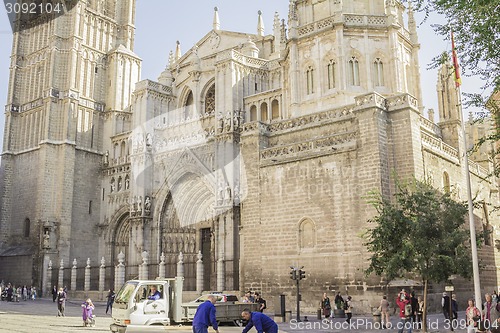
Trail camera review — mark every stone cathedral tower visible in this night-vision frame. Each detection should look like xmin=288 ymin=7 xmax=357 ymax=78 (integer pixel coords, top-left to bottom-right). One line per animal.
xmin=0 ymin=0 xmax=140 ymax=288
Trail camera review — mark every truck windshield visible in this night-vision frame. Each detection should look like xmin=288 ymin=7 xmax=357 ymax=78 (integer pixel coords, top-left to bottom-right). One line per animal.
xmin=114 ymin=282 xmax=138 ymax=304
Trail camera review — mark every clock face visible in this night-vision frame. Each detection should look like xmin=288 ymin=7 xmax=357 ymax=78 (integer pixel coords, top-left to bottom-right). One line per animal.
xmin=4 ymin=0 xmax=78 ymax=33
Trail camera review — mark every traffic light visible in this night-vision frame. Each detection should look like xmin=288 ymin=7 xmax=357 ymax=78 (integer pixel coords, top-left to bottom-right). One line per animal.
xmin=299 ymin=269 xmax=305 ymax=280
xmin=290 ymin=269 xmax=297 ymax=280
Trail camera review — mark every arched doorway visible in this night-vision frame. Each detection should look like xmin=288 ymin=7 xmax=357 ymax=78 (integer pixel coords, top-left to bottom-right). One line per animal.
xmin=111 ymin=213 xmax=134 ymax=281
xmin=157 ymin=171 xmax=216 ymax=291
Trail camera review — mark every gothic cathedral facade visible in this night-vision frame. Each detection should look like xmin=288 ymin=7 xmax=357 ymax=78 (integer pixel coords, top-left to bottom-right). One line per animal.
xmin=1 ymin=0 xmax=499 ymax=312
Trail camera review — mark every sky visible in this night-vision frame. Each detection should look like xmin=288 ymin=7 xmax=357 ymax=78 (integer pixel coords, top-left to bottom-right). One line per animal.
xmin=0 ymin=1 xmax=488 ymax=151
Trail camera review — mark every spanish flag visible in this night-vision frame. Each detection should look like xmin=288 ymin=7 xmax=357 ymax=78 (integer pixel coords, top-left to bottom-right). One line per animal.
xmin=451 ymin=30 xmax=462 ymax=88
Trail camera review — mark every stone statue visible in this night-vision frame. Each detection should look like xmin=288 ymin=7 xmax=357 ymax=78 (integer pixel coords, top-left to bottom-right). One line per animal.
xmin=144 ymin=196 xmax=151 ymax=215
xmin=146 ymin=133 xmax=153 ymax=147
xmin=225 ymin=184 xmax=232 ymax=201
xmin=218 ymin=186 xmax=224 ymax=204
xmin=130 ymin=196 xmax=137 ymax=214
xmin=218 ymin=113 xmax=224 ymax=131
xmin=110 ymin=180 xmax=115 ymax=193
xmin=125 ymin=177 xmax=129 ymax=190
xmin=103 ymin=150 xmax=109 ymax=165
xmin=43 ymin=230 xmax=50 ymax=249
xmin=189 ymin=237 xmax=195 ymax=253
xmin=137 ymin=196 xmax=143 ymax=214
xmin=225 ymin=111 xmax=232 ymax=132
xmin=117 ymin=177 xmax=122 ymax=191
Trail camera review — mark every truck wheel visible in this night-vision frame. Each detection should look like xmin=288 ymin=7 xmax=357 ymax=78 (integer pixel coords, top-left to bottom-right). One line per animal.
xmin=233 ymin=319 xmax=243 ymax=327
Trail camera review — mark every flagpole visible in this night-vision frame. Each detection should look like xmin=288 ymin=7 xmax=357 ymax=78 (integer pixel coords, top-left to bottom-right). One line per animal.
xmin=451 ymin=28 xmax=482 ymax=307
xmin=457 ymin=85 xmax=482 ymax=308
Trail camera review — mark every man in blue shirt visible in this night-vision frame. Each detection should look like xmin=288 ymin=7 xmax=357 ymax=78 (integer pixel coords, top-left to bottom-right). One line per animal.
xmin=193 ymin=295 xmax=219 ymax=333
xmin=241 ymin=309 xmax=278 ymax=333
xmin=147 ymin=286 xmax=161 ymax=300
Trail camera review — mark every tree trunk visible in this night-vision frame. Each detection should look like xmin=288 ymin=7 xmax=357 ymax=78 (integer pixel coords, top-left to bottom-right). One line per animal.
xmin=423 ymin=279 xmax=428 ymax=332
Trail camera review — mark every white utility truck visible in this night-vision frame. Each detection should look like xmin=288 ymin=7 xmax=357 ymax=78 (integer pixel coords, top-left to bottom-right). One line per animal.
xmin=109 ymin=277 xmax=259 ymax=332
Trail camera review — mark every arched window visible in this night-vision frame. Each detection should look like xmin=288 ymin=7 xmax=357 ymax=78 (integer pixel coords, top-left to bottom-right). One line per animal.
xmin=204 ymin=84 xmax=215 ymax=115
xmin=250 ymin=105 xmax=257 ymax=121
xmin=260 ymin=102 xmax=268 ymax=121
xmin=299 ymin=219 xmax=316 ymax=249
xmin=348 ymin=57 xmax=360 ymax=86
xmin=24 ymin=218 xmax=30 ymax=238
xmin=443 ymin=171 xmax=450 ymax=194
xmin=327 ymin=60 xmax=336 ymax=89
xmin=184 ymin=91 xmax=194 ymax=119
xmin=113 ymin=142 xmax=119 ymax=159
xmin=306 ymin=66 xmax=314 ymax=94
xmin=271 ymin=99 xmax=279 ymax=120
xmin=373 ymin=58 xmax=384 ymax=86
xmin=120 ymin=141 xmax=126 ymax=157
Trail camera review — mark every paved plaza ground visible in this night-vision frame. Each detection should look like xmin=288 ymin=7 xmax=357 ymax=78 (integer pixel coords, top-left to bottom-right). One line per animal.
xmin=0 ymin=297 xmax=473 ymax=332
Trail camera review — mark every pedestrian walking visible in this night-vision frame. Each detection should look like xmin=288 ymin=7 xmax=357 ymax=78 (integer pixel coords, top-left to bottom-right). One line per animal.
xmin=442 ymin=292 xmax=451 ymax=320
xmin=82 ymin=298 xmax=95 ymax=327
xmin=452 ymin=294 xmax=458 ymax=320
xmin=255 ymin=292 xmax=267 ymax=313
xmin=241 ymin=308 xmax=278 ymax=333
xmin=380 ymin=295 xmax=391 ymax=329
xmin=321 ymin=292 xmax=332 ymax=319
xmin=22 ymin=285 xmax=27 ymax=301
xmin=106 ymin=289 xmax=115 ymax=314
xmin=52 ymin=285 xmax=57 ymax=302
xmin=410 ymin=292 xmax=418 ymax=323
xmin=192 ymin=295 xmax=219 ymax=333
xmin=345 ymin=296 xmax=353 ymax=324
xmin=482 ymin=293 xmax=500 ymax=331
xmin=465 ymin=298 xmax=481 ymax=333
xmin=334 ymin=292 xmax=344 ymax=310
xmin=416 ymin=296 xmax=424 ymax=326
xmin=396 ymin=290 xmax=412 ymax=333
xmin=56 ymin=287 xmax=66 ymax=317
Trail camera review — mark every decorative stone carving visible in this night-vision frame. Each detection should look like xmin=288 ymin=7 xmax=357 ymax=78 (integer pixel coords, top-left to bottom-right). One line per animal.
xmin=103 ymin=150 xmax=109 ymax=166
xmin=43 ymin=230 xmax=50 ymax=249
xmin=144 ymin=196 xmax=151 ymax=216
xmin=137 ymin=196 xmax=143 ymax=214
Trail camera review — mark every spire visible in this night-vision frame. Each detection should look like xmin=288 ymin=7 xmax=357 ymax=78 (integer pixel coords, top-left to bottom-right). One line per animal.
xmin=257 ymin=10 xmax=265 ymax=37
xmin=168 ymin=50 xmax=174 ymax=68
xmin=175 ymin=41 xmax=182 ymax=62
xmin=273 ymin=12 xmax=281 ymax=50
xmin=407 ymin=3 xmax=418 ymax=44
xmin=213 ymin=7 xmax=220 ymax=31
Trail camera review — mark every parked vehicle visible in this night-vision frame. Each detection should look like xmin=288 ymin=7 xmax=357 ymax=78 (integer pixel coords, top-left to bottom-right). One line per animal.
xmin=109 ymin=277 xmax=258 ymax=333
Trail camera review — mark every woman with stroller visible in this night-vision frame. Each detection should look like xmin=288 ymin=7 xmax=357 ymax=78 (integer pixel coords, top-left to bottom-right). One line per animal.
xmin=81 ymin=298 xmax=95 ymax=327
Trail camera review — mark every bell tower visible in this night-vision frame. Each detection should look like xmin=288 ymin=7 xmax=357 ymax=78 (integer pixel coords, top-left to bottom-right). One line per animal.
xmin=283 ymin=0 xmax=423 ymax=117
xmin=0 ymin=0 xmax=140 ymax=288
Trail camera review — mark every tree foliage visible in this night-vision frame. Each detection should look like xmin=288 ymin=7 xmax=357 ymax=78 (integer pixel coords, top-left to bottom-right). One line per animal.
xmin=406 ymin=0 xmax=500 ymax=104
xmin=364 ymin=179 xmax=472 ymax=282
xmin=364 ymin=179 xmax=476 ymax=331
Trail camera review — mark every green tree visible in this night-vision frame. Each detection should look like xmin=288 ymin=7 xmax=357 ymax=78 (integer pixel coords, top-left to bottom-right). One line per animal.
xmin=407 ymin=0 xmax=500 ymax=96
xmin=364 ymin=179 xmax=473 ymax=332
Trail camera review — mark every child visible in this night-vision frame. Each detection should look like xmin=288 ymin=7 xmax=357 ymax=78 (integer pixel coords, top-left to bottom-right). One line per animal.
xmin=81 ymin=298 xmax=95 ymax=327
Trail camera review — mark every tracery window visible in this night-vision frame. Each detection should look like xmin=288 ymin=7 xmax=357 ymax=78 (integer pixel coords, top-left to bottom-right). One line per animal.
xmin=348 ymin=57 xmax=360 ymax=86
xmin=373 ymin=58 xmax=384 ymax=86
xmin=204 ymin=84 xmax=215 ymax=115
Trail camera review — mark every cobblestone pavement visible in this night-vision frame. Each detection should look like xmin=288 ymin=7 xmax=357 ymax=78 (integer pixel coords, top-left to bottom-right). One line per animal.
xmin=0 ymin=298 xmax=473 ymax=333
